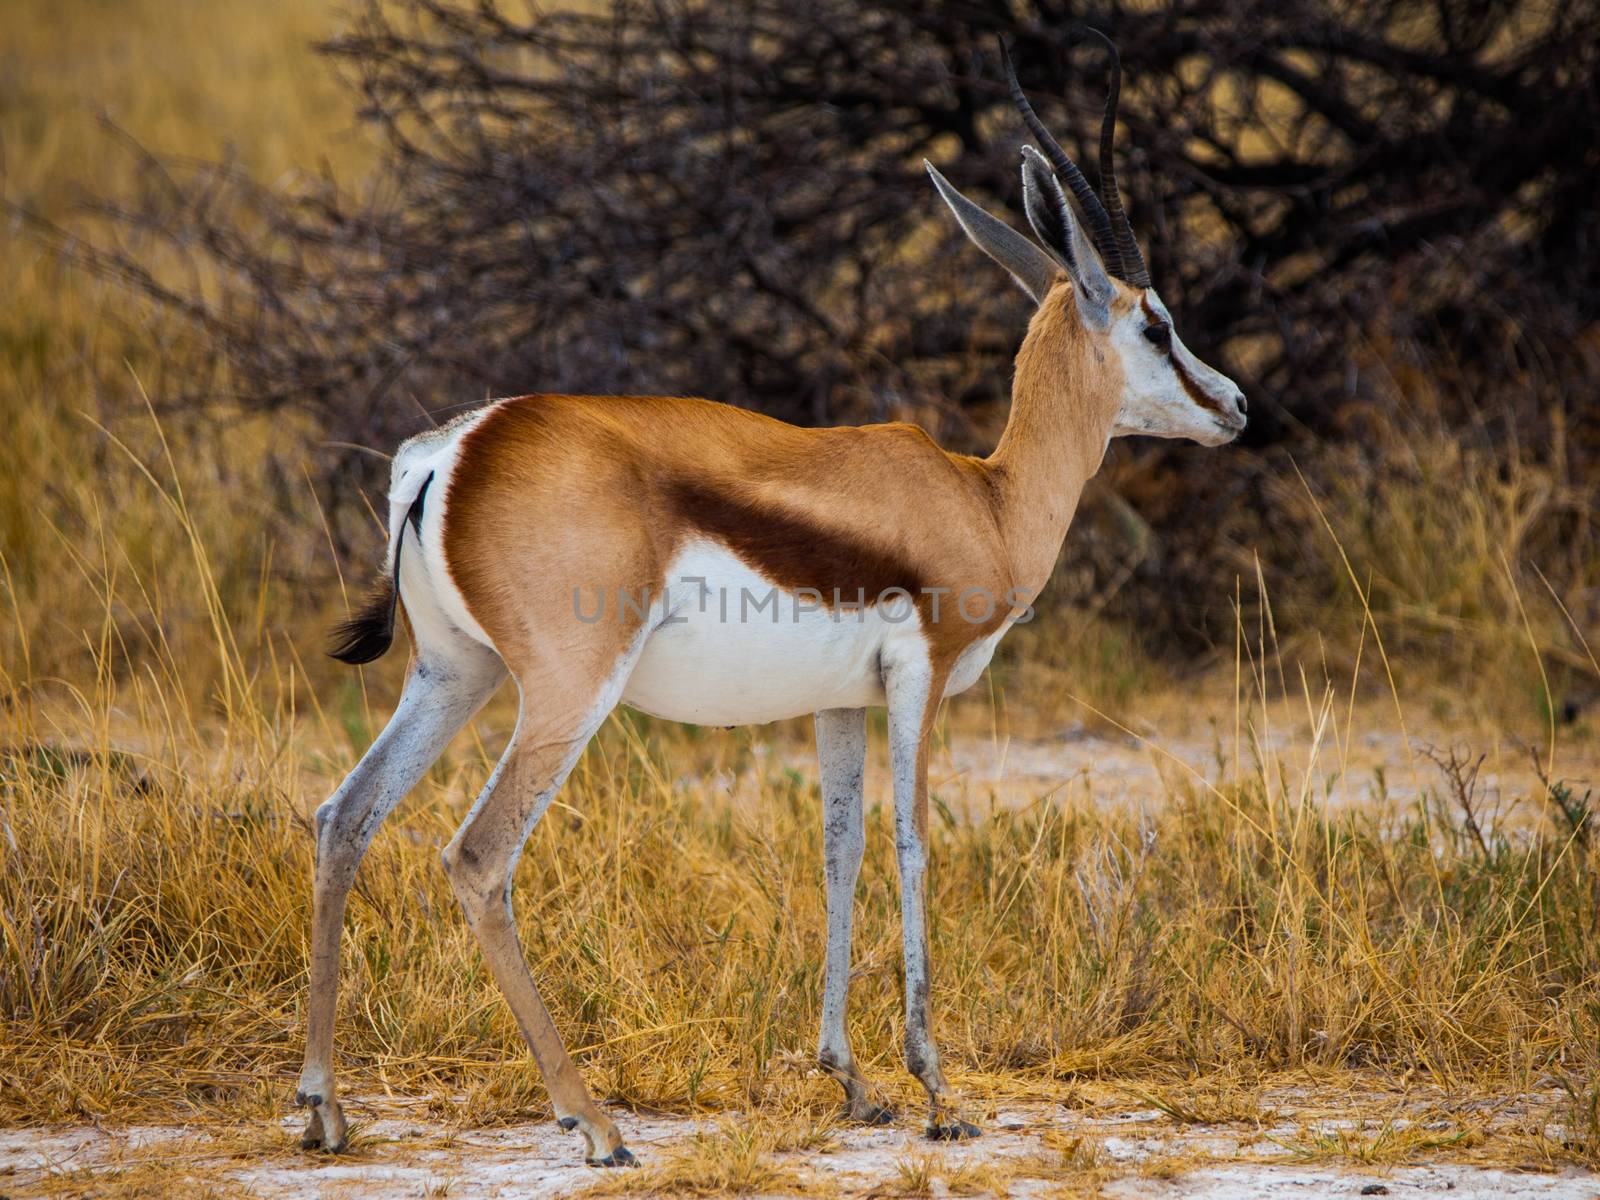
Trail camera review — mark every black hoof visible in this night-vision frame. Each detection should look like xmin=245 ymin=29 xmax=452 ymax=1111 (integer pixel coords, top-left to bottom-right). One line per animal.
xmin=587 ymin=1146 xmax=639 ymax=1168
xmin=927 ymin=1120 xmax=982 ymax=1141
xmin=300 ymin=1123 xmax=347 ymax=1154
xmin=851 ymin=1103 xmax=896 ymax=1127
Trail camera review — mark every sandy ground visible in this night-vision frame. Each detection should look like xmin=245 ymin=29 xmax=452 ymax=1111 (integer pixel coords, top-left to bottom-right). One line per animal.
xmin=5 ymin=1091 xmax=1600 ymax=1198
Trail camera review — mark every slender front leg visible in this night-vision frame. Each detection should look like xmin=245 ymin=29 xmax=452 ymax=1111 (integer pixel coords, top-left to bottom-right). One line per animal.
xmin=297 ymin=648 xmax=505 ymax=1150
xmin=882 ymin=654 xmax=980 ymax=1140
xmin=814 ymin=707 xmax=893 ymax=1124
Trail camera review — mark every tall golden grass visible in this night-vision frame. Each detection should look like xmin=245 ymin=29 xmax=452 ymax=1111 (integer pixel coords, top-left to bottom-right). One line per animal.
xmin=4 ymin=1 xmax=1600 ymax=1187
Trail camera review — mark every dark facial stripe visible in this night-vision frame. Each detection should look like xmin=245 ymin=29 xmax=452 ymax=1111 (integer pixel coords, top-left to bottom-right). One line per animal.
xmin=1172 ymin=355 xmax=1229 ymax=416
xmin=1139 ymin=298 xmax=1229 ymax=416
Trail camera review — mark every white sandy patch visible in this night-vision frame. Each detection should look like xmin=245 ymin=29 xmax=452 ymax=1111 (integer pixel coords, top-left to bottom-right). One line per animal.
xmin=4 ymin=1093 xmax=1598 ymax=1199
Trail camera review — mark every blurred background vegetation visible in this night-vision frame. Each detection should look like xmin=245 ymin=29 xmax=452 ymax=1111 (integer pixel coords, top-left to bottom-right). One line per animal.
xmin=3 ymin=0 xmax=1596 ymax=730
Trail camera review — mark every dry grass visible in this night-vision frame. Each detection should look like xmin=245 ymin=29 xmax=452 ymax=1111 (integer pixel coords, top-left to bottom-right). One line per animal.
xmin=1270 ymin=1117 xmax=1481 ymax=1165
xmin=4 ymin=3 xmax=1600 ymax=1196
xmin=1119 ymin=1083 xmax=1275 ymax=1127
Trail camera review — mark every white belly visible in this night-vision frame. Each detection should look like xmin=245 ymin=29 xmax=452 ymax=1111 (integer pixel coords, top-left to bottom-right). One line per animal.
xmin=621 ymin=543 xmax=922 ymax=726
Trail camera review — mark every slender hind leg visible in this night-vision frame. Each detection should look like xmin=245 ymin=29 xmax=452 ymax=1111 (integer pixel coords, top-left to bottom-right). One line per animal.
xmin=297 ymin=644 xmax=505 ymax=1150
xmin=441 ymin=659 xmax=640 ymax=1166
xmin=883 ymin=655 xmax=980 ymax=1141
xmin=814 ymin=707 xmax=893 ymax=1124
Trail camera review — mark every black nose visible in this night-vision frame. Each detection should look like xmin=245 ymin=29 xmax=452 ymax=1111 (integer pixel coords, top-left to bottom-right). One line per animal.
xmin=1232 ymin=390 xmax=1248 ymax=419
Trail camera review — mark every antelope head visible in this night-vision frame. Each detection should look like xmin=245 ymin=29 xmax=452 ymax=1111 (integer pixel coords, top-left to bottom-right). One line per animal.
xmin=925 ymin=33 xmax=1247 ymax=447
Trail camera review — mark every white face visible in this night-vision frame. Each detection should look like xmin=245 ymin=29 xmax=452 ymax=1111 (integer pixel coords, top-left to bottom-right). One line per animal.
xmin=1107 ymin=290 xmax=1247 ymax=446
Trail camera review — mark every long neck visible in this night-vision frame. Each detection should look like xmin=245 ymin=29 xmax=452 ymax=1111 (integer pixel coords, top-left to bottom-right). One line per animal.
xmin=982 ymin=292 xmax=1122 ymax=596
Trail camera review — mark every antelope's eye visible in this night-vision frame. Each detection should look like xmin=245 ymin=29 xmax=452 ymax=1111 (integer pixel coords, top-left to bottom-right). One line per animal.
xmin=1143 ymin=322 xmax=1172 ymax=351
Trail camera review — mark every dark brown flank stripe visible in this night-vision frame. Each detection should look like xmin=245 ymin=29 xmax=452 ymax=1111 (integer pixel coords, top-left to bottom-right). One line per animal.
xmin=669 ymin=479 xmax=1013 ymax=658
xmin=1140 ymin=297 xmax=1229 ymax=416
xmin=667 ymin=480 xmax=927 ymax=604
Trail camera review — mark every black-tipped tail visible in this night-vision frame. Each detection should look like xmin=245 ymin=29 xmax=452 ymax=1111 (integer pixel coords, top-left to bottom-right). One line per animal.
xmin=326 ymin=470 xmax=432 ymax=666
xmin=327 ymin=581 xmax=399 ymax=664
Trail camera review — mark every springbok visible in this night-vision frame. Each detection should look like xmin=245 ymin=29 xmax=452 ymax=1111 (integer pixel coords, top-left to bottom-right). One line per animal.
xmin=295 ymin=34 xmax=1246 ymax=1166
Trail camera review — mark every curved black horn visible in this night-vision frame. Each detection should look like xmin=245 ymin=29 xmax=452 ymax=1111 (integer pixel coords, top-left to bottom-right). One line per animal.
xmin=1079 ymin=27 xmax=1150 ymax=287
xmin=998 ymin=37 xmax=1123 ymax=279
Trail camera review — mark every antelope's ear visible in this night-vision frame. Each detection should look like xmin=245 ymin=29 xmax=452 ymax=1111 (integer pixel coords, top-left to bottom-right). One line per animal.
xmin=924 ymin=161 xmax=1059 ymax=304
xmin=1020 ymin=146 xmax=1114 ymax=324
